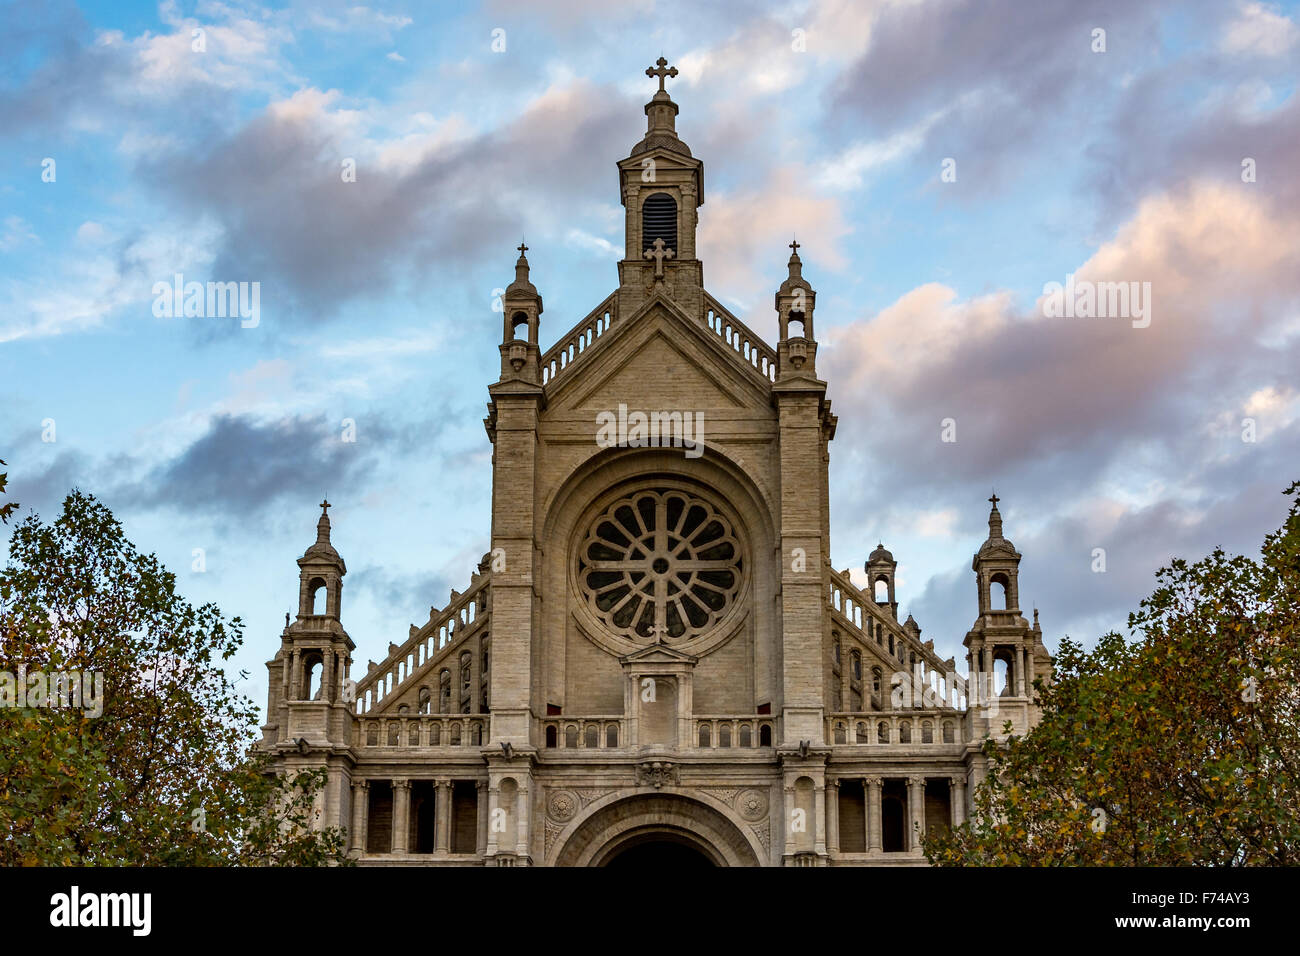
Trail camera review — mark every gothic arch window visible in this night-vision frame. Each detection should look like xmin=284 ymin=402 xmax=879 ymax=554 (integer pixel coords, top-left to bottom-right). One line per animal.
xmin=990 ymin=573 xmax=1010 ymax=610
xmin=509 ymin=311 xmax=528 ymax=340
xmin=641 ymin=192 xmax=677 ymax=253
xmin=578 ymin=489 xmax=743 ymax=643
xmin=307 ymin=576 xmax=326 ymax=615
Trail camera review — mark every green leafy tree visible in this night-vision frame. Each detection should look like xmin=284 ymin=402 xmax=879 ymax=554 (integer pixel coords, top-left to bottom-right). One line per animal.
xmin=926 ymin=481 xmax=1300 ymax=866
xmin=0 ymin=489 xmax=350 ymax=865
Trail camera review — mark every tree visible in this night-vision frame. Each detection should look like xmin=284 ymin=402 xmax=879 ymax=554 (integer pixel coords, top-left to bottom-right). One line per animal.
xmin=927 ymin=481 xmax=1300 ymax=866
xmin=0 ymin=489 xmax=350 ymax=865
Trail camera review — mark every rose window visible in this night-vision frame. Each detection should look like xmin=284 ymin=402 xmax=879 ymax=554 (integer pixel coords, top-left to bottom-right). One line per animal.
xmin=578 ymin=489 xmax=743 ymax=642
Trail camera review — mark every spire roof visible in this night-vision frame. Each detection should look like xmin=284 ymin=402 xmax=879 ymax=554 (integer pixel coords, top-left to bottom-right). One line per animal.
xmin=302 ymin=498 xmax=342 ymax=563
xmin=631 ymin=57 xmax=692 ymax=158
xmin=978 ymin=492 xmax=1018 ymax=557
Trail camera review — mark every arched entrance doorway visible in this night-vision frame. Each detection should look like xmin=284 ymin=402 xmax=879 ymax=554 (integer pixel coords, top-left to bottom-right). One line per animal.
xmin=552 ymin=792 xmax=764 ymax=867
xmin=600 ymin=832 xmax=717 ymax=868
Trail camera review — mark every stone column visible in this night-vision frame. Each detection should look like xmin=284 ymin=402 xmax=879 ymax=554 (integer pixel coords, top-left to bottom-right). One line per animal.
xmin=469 ymin=634 xmax=482 ymax=714
xmin=289 ymin=648 xmax=301 ymax=700
xmin=826 ymin=779 xmax=840 ymax=854
xmin=435 ymin=779 xmax=451 ymax=853
xmin=391 ymin=779 xmax=410 ymax=854
xmin=350 ymin=779 xmax=369 ymax=855
xmin=516 ymin=783 xmax=531 ymax=860
xmin=1016 ymin=646 xmax=1026 ymax=697
xmin=783 ymin=784 xmax=797 ymax=858
xmin=814 ymin=781 xmax=827 ymax=856
xmin=865 ymin=777 xmax=882 ymax=853
xmin=952 ymin=776 xmax=967 ymax=827
xmin=907 ymin=776 xmax=925 ymax=855
xmin=477 ymin=781 xmax=488 ymax=856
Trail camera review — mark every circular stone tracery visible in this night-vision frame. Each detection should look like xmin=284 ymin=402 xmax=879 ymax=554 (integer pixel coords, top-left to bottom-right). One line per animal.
xmin=578 ymin=489 xmax=743 ymax=643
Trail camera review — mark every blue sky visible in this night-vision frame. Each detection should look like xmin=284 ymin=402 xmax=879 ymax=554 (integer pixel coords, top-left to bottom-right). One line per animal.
xmin=3 ymin=0 xmax=1299 ymax=712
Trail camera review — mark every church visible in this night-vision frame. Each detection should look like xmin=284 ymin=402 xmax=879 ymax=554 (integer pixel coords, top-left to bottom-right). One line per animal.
xmin=258 ymin=60 xmax=1053 ymax=866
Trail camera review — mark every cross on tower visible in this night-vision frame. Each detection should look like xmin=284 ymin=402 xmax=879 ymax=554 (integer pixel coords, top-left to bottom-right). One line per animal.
xmin=517 ymin=241 xmax=528 ymax=256
xmin=988 ymin=492 xmax=1000 ymax=508
xmin=643 ymin=237 xmax=674 ymax=279
xmin=646 ymin=57 xmax=678 ymax=93
xmin=789 ymin=239 xmax=800 ymax=254
xmin=320 ymin=498 xmax=331 ymax=515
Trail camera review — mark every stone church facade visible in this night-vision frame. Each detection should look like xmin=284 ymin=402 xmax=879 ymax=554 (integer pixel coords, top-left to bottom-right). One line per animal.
xmin=258 ymin=61 xmax=1052 ymax=866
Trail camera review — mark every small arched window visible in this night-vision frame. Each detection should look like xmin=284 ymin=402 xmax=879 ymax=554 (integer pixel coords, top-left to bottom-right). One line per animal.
xmin=834 ymin=722 xmax=847 ymax=744
xmin=833 ymin=639 xmax=841 ymax=664
xmin=872 ymin=667 xmax=882 ymax=694
xmin=606 ymin=724 xmax=618 ymax=748
xmin=740 ymin=724 xmax=752 ymax=748
xmin=429 ymin=722 xmax=441 ymax=745
xmin=699 ymin=724 xmax=712 ymax=748
xmin=418 ymin=687 xmax=431 ymax=714
xmin=509 ymin=311 xmax=528 ymax=340
xmin=877 ymin=721 xmax=889 ymax=743
xmin=366 ymin=722 xmax=378 ymax=746
xmin=851 ymin=650 xmax=861 ymax=680
xmin=387 ymin=723 xmax=400 ymax=746
xmin=585 ymin=725 xmax=598 ymax=748
xmin=565 ymin=725 xmax=578 ymax=748
xmin=641 ymin=192 xmax=677 ymax=253
xmin=856 ymin=721 xmax=867 ymax=742
xmin=719 ymin=725 xmax=732 ymax=748
xmin=545 ymin=725 xmax=557 ymax=748
xmin=408 ymin=723 xmax=419 ymax=746
xmin=922 ymin=720 xmax=934 ymax=744
xmin=760 ymin=724 xmax=773 ymax=747
xmin=449 ymin=723 xmax=461 ymax=746
xmin=942 ymin=721 xmax=955 ymax=744
xmin=899 ymin=721 xmax=912 ymax=743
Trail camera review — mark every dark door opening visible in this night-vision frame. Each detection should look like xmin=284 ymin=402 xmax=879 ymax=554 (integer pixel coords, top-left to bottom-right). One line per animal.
xmin=602 ymin=837 xmax=715 ymax=868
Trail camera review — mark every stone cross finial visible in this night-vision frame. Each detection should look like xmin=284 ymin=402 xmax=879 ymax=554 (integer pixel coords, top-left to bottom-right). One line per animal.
xmin=646 ymin=57 xmax=678 ymax=93
xmin=789 ymin=239 xmax=800 ymax=254
xmin=643 ymin=237 xmax=674 ymax=279
xmin=320 ymin=498 xmax=331 ymax=515
xmin=517 ymin=241 xmax=528 ymax=257
xmin=988 ymin=492 xmax=999 ymax=508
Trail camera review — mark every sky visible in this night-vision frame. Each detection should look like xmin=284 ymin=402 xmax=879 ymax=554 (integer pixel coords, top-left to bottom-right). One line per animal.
xmin=2 ymin=0 xmax=1298 ymax=713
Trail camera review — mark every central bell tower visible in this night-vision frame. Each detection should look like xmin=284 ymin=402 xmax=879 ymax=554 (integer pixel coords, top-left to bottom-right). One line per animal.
xmin=616 ymin=58 xmax=705 ymax=319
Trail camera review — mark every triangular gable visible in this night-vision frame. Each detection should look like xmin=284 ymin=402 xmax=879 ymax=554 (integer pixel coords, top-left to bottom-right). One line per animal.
xmin=547 ymin=292 xmax=774 ymax=413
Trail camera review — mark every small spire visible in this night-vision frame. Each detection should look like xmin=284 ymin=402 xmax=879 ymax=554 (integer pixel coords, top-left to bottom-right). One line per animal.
xmin=787 ymin=238 xmax=803 ymax=279
xmin=316 ymin=499 xmax=332 ymax=544
xmin=987 ymin=491 xmax=1003 ymax=539
xmin=513 ymin=242 xmax=531 ymax=283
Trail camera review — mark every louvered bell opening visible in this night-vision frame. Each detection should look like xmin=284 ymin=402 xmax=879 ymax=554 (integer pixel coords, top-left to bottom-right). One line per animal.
xmin=641 ymin=192 xmax=677 ymax=253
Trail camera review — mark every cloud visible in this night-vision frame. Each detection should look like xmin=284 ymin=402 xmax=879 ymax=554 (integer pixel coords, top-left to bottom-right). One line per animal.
xmin=1221 ymin=2 xmax=1299 ymax=56
xmin=117 ymin=413 xmax=386 ymax=517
